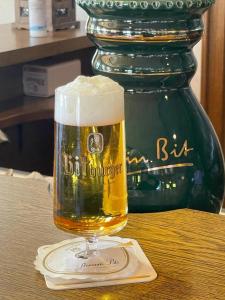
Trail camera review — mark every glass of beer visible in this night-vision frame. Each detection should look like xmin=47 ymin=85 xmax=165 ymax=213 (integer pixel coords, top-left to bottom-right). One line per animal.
xmin=53 ymin=75 xmax=127 ymax=259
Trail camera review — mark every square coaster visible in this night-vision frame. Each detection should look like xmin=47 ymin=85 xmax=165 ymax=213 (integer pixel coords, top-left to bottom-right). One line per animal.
xmin=34 ymin=236 xmax=157 ymax=290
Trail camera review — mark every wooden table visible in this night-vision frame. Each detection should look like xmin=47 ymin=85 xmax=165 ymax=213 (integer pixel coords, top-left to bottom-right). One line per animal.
xmin=0 ymin=175 xmax=225 ymax=300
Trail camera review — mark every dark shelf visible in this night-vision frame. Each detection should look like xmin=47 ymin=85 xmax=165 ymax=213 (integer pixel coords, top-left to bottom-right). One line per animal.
xmin=0 ymin=96 xmax=54 ymax=129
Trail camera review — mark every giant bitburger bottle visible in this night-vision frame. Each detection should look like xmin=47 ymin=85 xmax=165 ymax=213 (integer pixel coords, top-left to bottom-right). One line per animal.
xmin=78 ymin=0 xmax=225 ymax=213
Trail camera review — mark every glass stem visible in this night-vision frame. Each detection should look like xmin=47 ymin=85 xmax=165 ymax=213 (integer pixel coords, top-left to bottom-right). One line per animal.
xmin=76 ymin=236 xmax=98 ymax=259
xmin=84 ymin=238 xmax=91 ymax=258
xmin=86 ymin=236 xmax=98 ymax=256
xmin=90 ymin=236 xmax=98 ymax=251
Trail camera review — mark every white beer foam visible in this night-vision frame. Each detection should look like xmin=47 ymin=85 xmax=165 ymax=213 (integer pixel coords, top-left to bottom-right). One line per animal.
xmin=55 ymin=75 xmax=124 ymax=126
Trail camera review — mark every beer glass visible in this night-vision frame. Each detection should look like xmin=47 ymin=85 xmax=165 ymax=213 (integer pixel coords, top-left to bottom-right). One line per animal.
xmin=53 ymin=75 xmax=127 ymax=259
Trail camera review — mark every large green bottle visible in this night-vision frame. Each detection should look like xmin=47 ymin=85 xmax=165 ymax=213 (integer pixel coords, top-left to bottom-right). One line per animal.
xmin=78 ymin=0 xmax=225 ymax=213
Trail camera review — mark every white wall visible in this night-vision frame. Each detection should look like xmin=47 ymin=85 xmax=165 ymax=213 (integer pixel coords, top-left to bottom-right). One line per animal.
xmin=0 ymin=0 xmax=15 ymax=24
xmin=76 ymin=5 xmax=87 ymax=21
xmin=0 ymin=0 xmax=87 ymax=24
xmin=191 ymin=42 xmax=202 ymax=101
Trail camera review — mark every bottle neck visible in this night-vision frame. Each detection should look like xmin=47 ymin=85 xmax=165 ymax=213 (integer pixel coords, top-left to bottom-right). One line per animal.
xmin=93 ymin=48 xmax=196 ymax=90
xmin=87 ymin=14 xmax=203 ymax=90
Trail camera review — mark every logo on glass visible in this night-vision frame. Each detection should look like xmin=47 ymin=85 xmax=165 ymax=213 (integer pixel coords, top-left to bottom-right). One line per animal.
xmin=87 ymin=133 xmax=104 ymax=154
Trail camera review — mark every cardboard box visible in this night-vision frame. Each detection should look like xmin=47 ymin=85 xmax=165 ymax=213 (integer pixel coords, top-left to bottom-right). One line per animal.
xmin=23 ymin=59 xmax=81 ymax=97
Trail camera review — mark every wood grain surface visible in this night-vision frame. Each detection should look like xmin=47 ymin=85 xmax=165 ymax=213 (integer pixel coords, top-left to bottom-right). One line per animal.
xmin=0 ymin=22 xmax=93 ymax=67
xmin=0 ymin=175 xmax=225 ymax=300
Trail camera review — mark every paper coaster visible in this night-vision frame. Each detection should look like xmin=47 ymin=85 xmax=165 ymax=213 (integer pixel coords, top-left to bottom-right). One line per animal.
xmin=34 ymin=236 xmax=157 ymax=290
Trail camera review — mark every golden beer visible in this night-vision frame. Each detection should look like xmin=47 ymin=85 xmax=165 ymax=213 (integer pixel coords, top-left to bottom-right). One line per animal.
xmin=53 ymin=76 xmax=127 ymax=237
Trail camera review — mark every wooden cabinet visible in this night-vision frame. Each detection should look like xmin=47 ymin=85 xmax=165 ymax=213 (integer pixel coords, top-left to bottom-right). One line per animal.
xmin=0 ymin=22 xmax=94 ymax=174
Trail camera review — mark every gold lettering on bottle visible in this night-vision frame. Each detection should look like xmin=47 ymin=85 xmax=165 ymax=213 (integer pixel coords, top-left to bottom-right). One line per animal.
xmin=170 ymin=140 xmax=193 ymax=158
xmin=157 ymin=138 xmax=169 ymax=161
xmin=157 ymin=138 xmax=193 ymax=161
xmin=126 ymin=156 xmax=149 ymax=164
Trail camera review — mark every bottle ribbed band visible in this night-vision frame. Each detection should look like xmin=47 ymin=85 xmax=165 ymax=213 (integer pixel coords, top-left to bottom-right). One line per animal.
xmin=76 ymin=0 xmax=215 ymax=10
